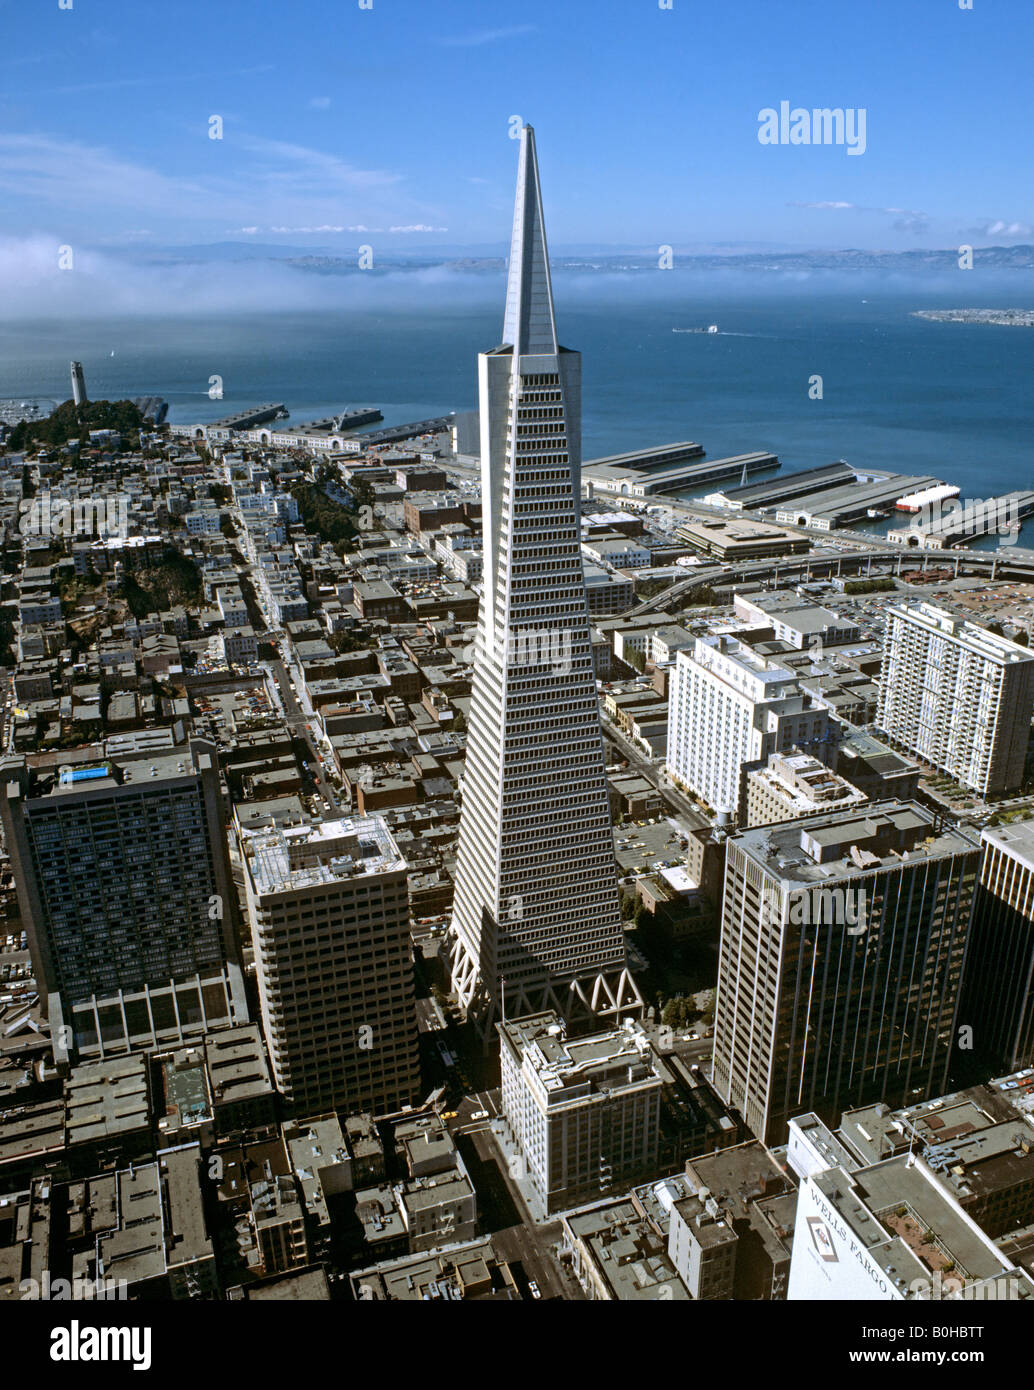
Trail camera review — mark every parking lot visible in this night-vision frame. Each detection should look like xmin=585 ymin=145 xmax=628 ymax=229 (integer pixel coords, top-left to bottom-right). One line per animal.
xmin=613 ymin=817 xmax=692 ymax=879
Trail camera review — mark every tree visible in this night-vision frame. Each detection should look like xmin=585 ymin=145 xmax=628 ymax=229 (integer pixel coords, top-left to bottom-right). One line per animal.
xmin=844 ymin=577 xmax=895 ymax=595
xmin=661 ymin=996 xmax=693 ymax=1028
xmin=291 ymin=481 xmax=361 ymax=546
xmin=636 ymin=578 xmax=673 ymax=600
xmin=6 ymin=398 xmax=147 ymax=454
xmin=327 ymin=628 xmax=372 ymax=655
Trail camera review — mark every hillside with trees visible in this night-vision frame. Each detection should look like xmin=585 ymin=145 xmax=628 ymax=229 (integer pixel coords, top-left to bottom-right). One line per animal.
xmin=3 ymin=398 xmax=148 ymax=453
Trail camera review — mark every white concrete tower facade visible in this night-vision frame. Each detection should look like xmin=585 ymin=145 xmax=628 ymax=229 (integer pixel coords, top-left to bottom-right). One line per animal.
xmin=449 ymin=127 xmax=639 ymax=1029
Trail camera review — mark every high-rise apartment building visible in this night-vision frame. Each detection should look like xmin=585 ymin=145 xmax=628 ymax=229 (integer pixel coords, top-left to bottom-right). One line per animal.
xmin=666 ymin=634 xmax=830 ymax=819
xmin=961 ymin=821 xmax=1034 ymax=1072
xmin=239 ymin=815 xmax=420 ymax=1118
xmin=713 ymin=802 xmax=979 ymax=1145
xmin=877 ymin=602 xmax=1034 ymax=796
xmin=448 ymin=126 xmax=638 ymax=1027
xmin=0 ymin=742 xmax=245 ymax=1058
xmin=499 ymin=1012 xmax=662 ymax=1214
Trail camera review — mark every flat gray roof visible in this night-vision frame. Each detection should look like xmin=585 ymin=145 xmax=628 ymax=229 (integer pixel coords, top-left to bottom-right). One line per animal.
xmin=563 ymin=1199 xmax=690 ymax=1300
xmin=734 ymin=800 xmax=978 ymax=886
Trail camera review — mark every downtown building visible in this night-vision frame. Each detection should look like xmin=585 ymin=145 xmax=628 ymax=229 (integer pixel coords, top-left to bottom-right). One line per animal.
xmin=786 ymin=1094 xmax=1034 ymax=1302
xmin=960 ymin=820 xmax=1034 ymax=1073
xmin=787 ymin=1129 xmax=1034 ymax=1303
xmin=0 ymin=741 xmax=246 ymax=1060
xmin=499 ymin=1012 xmax=662 ymax=1214
xmin=448 ymin=126 xmax=638 ymax=1027
xmin=666 ymin=634 xmax=830 ymax=821
xmin=239 ymin=815 xmax=420 ymax=1118
xmin=877 ymin=601 xmax=1034 ymax=796
xmin=713 ymin=802 xmax=980 ymax=1146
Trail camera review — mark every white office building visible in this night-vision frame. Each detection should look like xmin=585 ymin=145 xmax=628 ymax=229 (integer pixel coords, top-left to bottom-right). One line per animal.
xmin=666 ymin=634 xmax=829 ymax=817
xmin=787 ymin=1115 xmax=1034 ymax=1303
xmin=448 ymin=127 xmax=638 ymax=1028
xmin=499 ymin=1012 xmax=662 ymax=1214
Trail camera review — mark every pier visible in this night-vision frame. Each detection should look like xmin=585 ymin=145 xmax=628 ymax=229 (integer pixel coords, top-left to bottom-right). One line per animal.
xmin=586 ymin=449 xmax=779 ymax=498
xmin=887 ymin=490 xmax=1034 ymax=548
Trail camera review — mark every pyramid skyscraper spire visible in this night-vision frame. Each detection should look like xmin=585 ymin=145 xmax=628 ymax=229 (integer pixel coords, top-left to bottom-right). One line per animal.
xmin=502 ymin=126 xmax=558 ymax=358
xmin=448 ymin=126 xmax=641 ymax=1030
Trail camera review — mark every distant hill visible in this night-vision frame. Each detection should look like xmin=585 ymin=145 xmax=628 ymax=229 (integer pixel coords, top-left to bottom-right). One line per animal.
xmin=130 ymin=241 xmax=1034 ymax=274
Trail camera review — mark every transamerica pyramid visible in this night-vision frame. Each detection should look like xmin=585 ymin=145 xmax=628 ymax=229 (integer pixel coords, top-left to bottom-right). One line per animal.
xmin=448 ymin=126 xmax=642 ymax=1030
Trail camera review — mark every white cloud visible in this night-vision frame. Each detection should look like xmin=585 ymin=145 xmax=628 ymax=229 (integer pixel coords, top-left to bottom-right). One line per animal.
xmin=0 ymin=132 xmax=445 ymax=242
xmin=0 ymin=134 xmax=210 ymax=219
xmin=237 ymin=135 xmax=401 ymax=192
xmin=389 ymin=224 xmax=448 ymax=233
xmin=789 ymin=200 xmax=929 ymax=231
xmin=968 ymin=218 xmax=1032 ymax=239
xmin=438 ymin=25 xmax=535 ymax=47
xmin=308 ymin=96 xmax=332 ymax=110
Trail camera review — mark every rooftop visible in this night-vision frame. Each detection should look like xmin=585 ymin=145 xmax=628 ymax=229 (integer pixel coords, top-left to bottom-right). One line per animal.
xmin=888 ymin=601 xmax=1034 ymax=664
xmin=499 ymin=1013 xmax=661 ymax=1107
xmin=816 ymin=1155 xmax=1010 ymax=1294
xmin=564 ymin=1199 xmax=689 ymax=1300
xmin=65 ymin=1054 xmax=150 ymax=1147
xmin=734 ymin=800 xmax=978 ymax=886
xmin=242 ymin=814 xmax=404 ymax=894
xmin=204 ymin=1025 xmax=274 ymax=1106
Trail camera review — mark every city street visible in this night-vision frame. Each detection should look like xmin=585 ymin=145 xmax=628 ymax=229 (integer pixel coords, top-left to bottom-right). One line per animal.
xmin=601 ymin=716 xmax=709 ymax=827
xmin=268 ymin=656 xmax=343 ymax=814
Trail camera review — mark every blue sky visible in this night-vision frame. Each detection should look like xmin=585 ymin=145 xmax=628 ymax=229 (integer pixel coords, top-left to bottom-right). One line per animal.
xmin=1 ymin=0 xmax=1032 ymax=253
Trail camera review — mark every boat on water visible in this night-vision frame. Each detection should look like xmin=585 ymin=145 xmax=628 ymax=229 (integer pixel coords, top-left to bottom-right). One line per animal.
xmin=867 ymin=507 xmax=891 ymax=519
xmin=673 ymin=325 xmax=719 ymax=334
